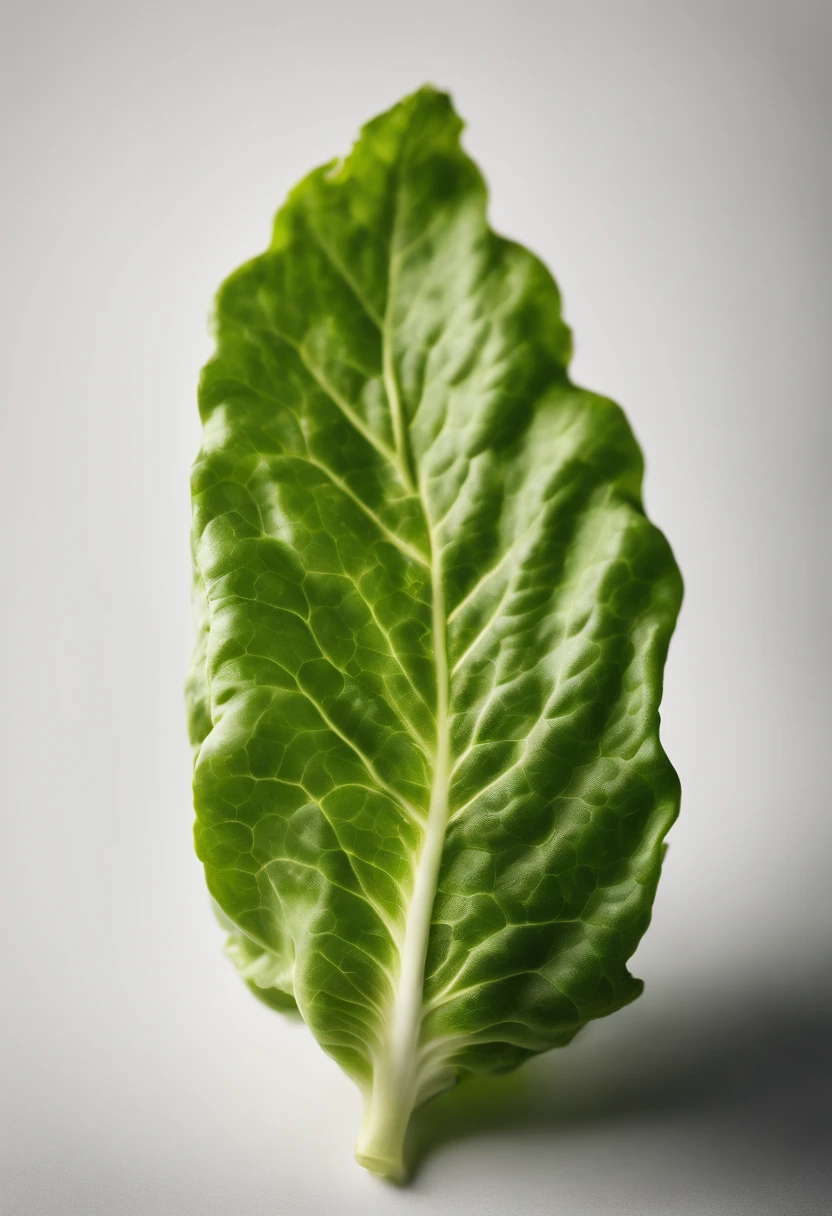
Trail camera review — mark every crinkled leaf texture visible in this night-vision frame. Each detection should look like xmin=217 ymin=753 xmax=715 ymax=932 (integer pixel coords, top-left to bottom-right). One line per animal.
xmin=187 ymin=86 xmax=682 ymax=1181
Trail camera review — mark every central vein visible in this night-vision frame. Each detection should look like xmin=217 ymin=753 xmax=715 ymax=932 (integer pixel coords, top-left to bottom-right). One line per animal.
xmin=384 ymin=516 xmax=449 ymax=1095
xmin=357 ymin=152 xmax=452 ymax=1169
xmin=355 ymin=438 xmax=451 ymax=1174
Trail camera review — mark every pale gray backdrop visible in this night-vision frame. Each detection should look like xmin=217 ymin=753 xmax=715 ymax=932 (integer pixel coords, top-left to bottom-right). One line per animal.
xmin=1 ymin=1 xmax=830 ymax=1213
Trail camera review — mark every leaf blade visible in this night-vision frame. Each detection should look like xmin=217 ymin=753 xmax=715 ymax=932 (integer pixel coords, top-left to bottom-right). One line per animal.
xmin=188 ymin=85 xmax=682 ymax=1179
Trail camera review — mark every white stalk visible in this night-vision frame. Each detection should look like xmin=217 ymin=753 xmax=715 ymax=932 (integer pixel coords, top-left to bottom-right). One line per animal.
xmin=354 ymin=514 xmax=450 ymax=1181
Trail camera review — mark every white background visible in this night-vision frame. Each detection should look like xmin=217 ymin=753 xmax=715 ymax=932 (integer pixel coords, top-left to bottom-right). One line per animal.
xmin=2 ymin=2 xmax=830 ymax=1212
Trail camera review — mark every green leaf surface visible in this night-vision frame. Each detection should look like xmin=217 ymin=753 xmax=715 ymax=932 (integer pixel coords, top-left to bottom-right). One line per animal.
xmin=187 ymin=85 xmax=682 ymax=1180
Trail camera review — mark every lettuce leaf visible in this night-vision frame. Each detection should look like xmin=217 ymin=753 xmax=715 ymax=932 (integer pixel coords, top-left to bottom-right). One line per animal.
xmin=187 ymin=86 xmax=682 ymax=1181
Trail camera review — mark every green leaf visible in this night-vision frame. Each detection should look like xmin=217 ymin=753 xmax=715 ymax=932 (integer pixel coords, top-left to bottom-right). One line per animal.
xmin=187 ymin=85 xmax=682 ymax=1181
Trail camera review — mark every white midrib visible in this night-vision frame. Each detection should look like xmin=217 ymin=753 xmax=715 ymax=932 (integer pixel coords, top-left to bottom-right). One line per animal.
xmin=390 ymin=528 xmax=450 ymax=1072
xmin=355 ymin=200 xmax=452 ymax=1174
xmin=355 ymin=523 xmax=450 ymax=1179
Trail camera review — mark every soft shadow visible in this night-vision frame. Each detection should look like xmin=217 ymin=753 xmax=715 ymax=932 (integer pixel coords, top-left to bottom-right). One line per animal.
xmin=407 ymin=976 xmax=832 ymax=1179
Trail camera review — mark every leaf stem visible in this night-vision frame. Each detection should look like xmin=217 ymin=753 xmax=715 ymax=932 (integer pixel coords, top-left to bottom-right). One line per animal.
xmin=354 ymin=499 xmax=450 ymax=1179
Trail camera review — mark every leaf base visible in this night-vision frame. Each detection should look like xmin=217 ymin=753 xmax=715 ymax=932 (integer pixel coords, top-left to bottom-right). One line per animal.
xmin=354 ymin=1078 xmax=415 ymax=1183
